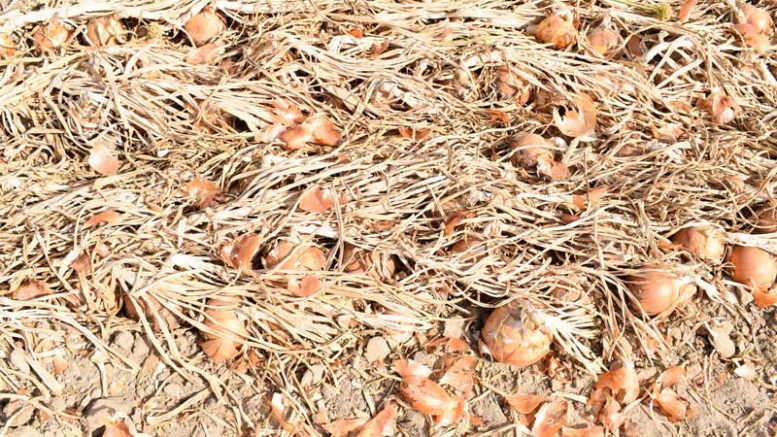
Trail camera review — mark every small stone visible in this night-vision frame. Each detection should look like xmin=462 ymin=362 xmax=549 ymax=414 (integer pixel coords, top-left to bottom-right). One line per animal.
xmin=112 ymin=331 xmax=134 ymax=351
xmin=163 ymin=383 xmax=184 ymax=398
xmin=365 ymin=337 xmax=391 ymax=363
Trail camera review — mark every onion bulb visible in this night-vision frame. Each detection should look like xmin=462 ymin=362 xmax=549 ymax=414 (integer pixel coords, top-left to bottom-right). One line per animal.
xmin=535 ymin=15 xmax=578 ymax=49
xmin=264 ymin=240 xmax=327 ymax=297
xmin=741 ymin=4 xmax=773 ymax=36
xmin=219 ymin=233 xmax=262 ymax=275
xmin=509 ymin=134 xmax=554 ymax=169
xmin=481 ymin=304 xmax=552 ymax=366
xmin=587 ymin=28 xmax=620 ymax=57
xmin=88 ymin=143 xmax=120 ymax=176
xmin=33 ymin=19 xmax=72 ymax=53
xmin=554 ymin=93 xmax=597 ymax=138
xmin=495 ymin=66 xmax=531 ymax=105
xmin=701 ymin=93 xmax=738 ymax=125
xmin=0 ymin=33 xmax=16 ymax=58
xmin=201 ymin=298 xmax=247 ymax=362
xmin=731 ymin=23 xmax=769 ymax=54
xmin=343 ymin=244 xmax=397 ymax=280
xmin=753 ymin=205 xmax=777 ymax=234
xmin=184 ymin=7 xmax=226 ymax=46
xmin=85 ymin=16 xmax=126 ymax=46
xmin=299 ymin=185 xmax=344 ymax=213
xmin=671 ymin=225 xmax=726 ymax=263
xmin=627 ymin=266 xmax=692 ymax=315
xmin=727 ymin=246 xmax=777 ymax=290
xmin=184 ymin=177 xmax=220 ymax=208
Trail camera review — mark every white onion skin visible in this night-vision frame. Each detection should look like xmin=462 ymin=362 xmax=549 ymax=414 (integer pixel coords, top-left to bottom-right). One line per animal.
xmin=481 ymin=304 xmax=552 ymax=366
xmin=728 ymin=246 xmax=777 ymax=290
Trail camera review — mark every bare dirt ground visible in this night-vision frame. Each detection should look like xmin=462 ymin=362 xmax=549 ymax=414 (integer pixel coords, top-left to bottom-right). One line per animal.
xmin=1 ymin=1 xmax=776 ymax=436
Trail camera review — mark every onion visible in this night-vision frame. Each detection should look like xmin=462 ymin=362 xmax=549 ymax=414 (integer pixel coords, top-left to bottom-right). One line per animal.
xmin=727 ymin=246 xmax=777 ymax=290
xmin=219 ymin=233 xmax=262 ymax=275
xmin=587 ymin=28 xmax=620 ymax=57
xmin=33 ymin=19 xmax=72 ymax=53
xmin=535 ymin=15 xmax=578 ymax=49
xmin=509 ymin=133 xmax=554 ymax=170
xmin=731 ymin=23 xmax=769 ymax=54
xmin=184 ymin=177 xmax=220 ymax=208
xmin=88 ymin=143 xmax=121 ymax=176
xmin=701 ymin=93 xmax=738 ymax=125
xmin=264 ymin=240 xmax=327 ymax=296
xmin=0 ymin=32 xmax=16 ymax=58
xmin=671 ymin=225 xmax=726 ymax=263
xmin=299 ymin=185 xmax=344 ymax=213
xmin=627 ymin=266 xmax=689 ymax=315
xmin=201 ymin=298 xmax=247 ymax=362
xmin=481 ymin=304 xmax=552 ymax=366
xmin=85 ymin=16 xmax=125 ymax=46
xmin=554 ymin=93 xmax=597 ymax=138
xmin=495 ymin=66 xmax=531 ymax=105
xmin=184 ymin=7 xmax=226 ymax=46
xmin=741 ymin=4 xmax=773 ymax=36
xmin=753 ymin=205 xmax=777 ymax=234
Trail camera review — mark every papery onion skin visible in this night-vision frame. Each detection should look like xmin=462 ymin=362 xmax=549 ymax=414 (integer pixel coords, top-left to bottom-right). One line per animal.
xmin=728 ymin=246 xmax=777 ymax=290
xmin=509 ymin=134 xmax=554 ymax=169
xmin=536 ymin=15 xmax=578 ymax=49
xmin=0 ymin=33 xmax=16 ymax=58
xmin=201 ymin=298 xmax=248 ymax=362
xmin=495 ymin=67 xmax=532 ymax=104
xmin=732 ymin=23 xmax=769 ymax=54
xmin=671 ymin=225 xmax=726 ymax=263
xmin=627 ymin=267 xmax=681 ymax=315
xmin=481 ymin=304 xmax=552 ymax=366
xmin=185 ymin=8 xmax=226 ymax=46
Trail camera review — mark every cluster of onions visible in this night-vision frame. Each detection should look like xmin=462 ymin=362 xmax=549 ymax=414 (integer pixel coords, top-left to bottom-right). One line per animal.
xmin=509 ymin=133 xmax=569 ymax=180
xmin=732 ymin=4 xmax=773 ymax=54
xmin=701 ymin=92 xmax=738 ymax=125
xmin=85 ymin=16 xmax=126 ymax=46
xmin=627 ymin=266 xmax=696 ymax=316
xmin=481 ymin=303 xmax=553 ymax=366
xmin=184 ymin=7 xmax=226 ymax=46
xmin=535 ymin=13 xmax=578 ymax=49
xmin=33 ymin=18 xmax=73 ymax=53
xmin=670 ymin=224 xmax=726 ymax=263
xmin=0 ymin=32 xmax=16 ymax=58
xmin=495 ymin=66 xmax=531 ymax=105
xmin=586 ymin=27 xmax=620 ymax=57
xmin=394 ymin=359 xmax=467 ymax=426
xmin=264 ymin=240 xmax=328 ymax=297
xmin=200 ymin=297 xmax=248 ymax=362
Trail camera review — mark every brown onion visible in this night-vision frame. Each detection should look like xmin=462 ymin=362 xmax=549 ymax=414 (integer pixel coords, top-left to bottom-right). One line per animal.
xmin=627 ymin=266 xmax=687 ymax=315
xmin=732 ymin=23 xmax=769 ymax=54
xmin=509 ymin=134 xmax=554 ymax=169
xmin=495 ymin=66 xmax=531 ymax=105
xmin=184 ymin=7 xmax=226 ymax=46
xmin=85 ymin=16 xmax=125 ymax=46
xmin=264 ymin=240 xmax=327 ymax=296
xmin=741 ymin=4 xmax=773 ymax=36
xmin=671 ymin=225 xmax=726 ymax=263
xmin=727 ymin=246 xmax=777 ymax=290
xmin=753 ymin=205 xmax=777 ymax=234
xmin=701 ymin=93 xmax=738 ymax=125
xmin=33 ymin=19 xmax=72 ymax=53
xmin=535 ymin=15 xmax=578 ymax=49
xmin=587 ymin=28 xmax=620 ymax=57
xmin=0 ymin=32 xmax=16 ymax=58
xmin=481 ymin=304 xmax=552 ymax=366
